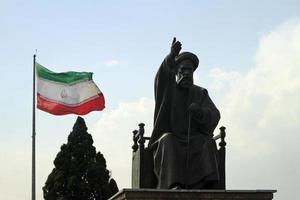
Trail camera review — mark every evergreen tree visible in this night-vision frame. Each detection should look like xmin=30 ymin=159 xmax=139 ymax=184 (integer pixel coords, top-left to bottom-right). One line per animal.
xmin=43 ymin=117 xmax=119 ymax=200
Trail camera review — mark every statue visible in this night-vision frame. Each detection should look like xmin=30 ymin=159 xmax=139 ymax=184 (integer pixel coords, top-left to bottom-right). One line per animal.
xmin=148 ymin=38 xmax=221 ymax=189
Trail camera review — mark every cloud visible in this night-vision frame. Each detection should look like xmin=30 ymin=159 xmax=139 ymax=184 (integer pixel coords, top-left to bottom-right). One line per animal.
xmin=104 ymin=59 xmax=121 ymax=67
xmin=208 ymin=68 xmax=242 ymax=91
xmin=208 ymin=20 xmax=300 ymax=199
xmin=91 ymin=97 xmax=154 ymax=188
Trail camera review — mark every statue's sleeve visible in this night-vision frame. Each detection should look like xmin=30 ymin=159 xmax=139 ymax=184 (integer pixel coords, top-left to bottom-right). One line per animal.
xmin=154 ymin=55 xmax=176 ymax=97
xmin=150 ymin=55 xmax=176 ymax=145
xmin=153 ymin=55 xmax=176 ymax=118
xmin=193 ymin=89 xmax=220 ymax=135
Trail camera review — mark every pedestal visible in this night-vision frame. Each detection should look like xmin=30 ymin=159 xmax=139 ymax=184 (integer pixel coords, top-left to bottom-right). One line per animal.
xmin=109 ymin=189 xmax=276 ymax=200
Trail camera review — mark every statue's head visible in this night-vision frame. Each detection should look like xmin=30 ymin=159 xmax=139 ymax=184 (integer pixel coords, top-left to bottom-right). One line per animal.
xmin=175 ymin=52 xmax=199 ymax=89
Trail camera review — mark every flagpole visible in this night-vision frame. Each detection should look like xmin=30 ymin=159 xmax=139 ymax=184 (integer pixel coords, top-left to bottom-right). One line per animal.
xmin=32 ymin=54 xmax=36 ymax=200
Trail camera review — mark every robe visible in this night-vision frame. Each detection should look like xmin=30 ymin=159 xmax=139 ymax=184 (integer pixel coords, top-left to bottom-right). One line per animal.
xmin=149 ymin=55 xmax=221 ymax=189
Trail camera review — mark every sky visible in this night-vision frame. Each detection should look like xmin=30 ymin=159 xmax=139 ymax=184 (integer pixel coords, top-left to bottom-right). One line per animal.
xmin=0 ymin=0 xmax=299 ymax=199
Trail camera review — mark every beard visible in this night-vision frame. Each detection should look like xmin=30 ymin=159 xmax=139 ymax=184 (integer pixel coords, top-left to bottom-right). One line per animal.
xmin=177 ymin=76 xmax=193 ymax=88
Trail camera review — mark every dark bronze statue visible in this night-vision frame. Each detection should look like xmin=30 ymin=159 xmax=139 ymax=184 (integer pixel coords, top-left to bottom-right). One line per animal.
xmin=149 ymin=38 xmax=221 ymax=189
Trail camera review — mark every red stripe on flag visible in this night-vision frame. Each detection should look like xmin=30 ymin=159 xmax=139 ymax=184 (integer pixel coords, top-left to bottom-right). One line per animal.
xmin=37 ymin=93 xmax=105 ymax=115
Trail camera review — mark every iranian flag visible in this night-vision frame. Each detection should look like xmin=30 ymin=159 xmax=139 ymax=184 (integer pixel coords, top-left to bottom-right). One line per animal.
xmin=36 ymin=63 xmax=105 ymax=115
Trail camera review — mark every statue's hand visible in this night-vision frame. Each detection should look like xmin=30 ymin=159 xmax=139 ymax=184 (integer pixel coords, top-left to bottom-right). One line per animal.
xmin=187 ymin=103 xmax=202 ymax=118
xmin=170 ymin=37 xmax=182 ymax=59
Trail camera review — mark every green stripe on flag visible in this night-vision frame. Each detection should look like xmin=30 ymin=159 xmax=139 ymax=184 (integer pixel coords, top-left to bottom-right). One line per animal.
xmin=36 ymin=63 xmax=93 ymax=84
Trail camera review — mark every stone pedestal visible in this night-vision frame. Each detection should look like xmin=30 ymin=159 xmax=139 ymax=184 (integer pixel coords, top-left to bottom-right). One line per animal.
xmin=109 ymin=189 xmax=276 ymax=200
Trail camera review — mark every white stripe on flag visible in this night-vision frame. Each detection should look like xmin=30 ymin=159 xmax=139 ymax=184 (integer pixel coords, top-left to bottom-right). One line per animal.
xmin=37 ymin=78 xmax=101 ymax=105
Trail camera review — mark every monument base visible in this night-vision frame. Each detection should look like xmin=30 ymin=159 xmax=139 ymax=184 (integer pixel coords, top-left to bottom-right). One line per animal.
xmin=109 ymin=189 xmax=276 ymax=200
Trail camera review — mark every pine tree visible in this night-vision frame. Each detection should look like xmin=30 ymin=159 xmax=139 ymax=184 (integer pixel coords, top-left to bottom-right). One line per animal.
xmin=43 ymin=117 xmax=119 ymax=200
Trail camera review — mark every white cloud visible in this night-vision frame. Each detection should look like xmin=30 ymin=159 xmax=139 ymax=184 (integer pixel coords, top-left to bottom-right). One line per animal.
xmin=91 ymin=97 xmax=154 ymax=189
xmin=208 ymin=68 xmax=242 ymax=91
xmin=104 ymin=59 xmax=121 ymax=67
xmin=209 ymin=20 xmax=300 ymax=199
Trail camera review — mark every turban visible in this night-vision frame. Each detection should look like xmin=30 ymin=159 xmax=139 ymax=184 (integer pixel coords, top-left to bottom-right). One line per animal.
xmin=175 ymin=52 xmax=199 ymax=71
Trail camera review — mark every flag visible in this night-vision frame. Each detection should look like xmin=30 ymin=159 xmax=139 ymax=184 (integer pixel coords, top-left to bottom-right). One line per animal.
xmin=36 ymin=63 xmax=105 ymax=115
